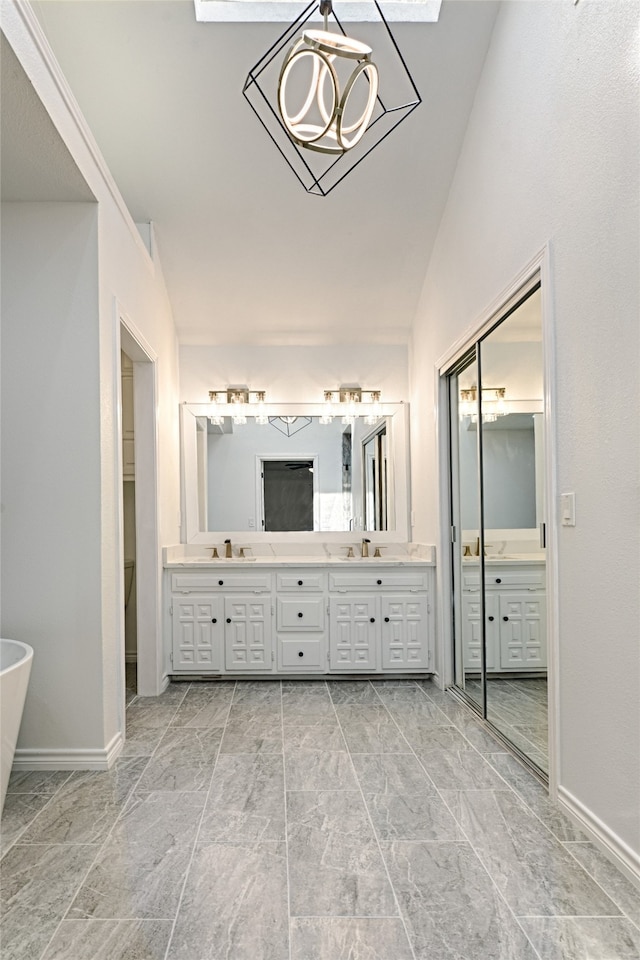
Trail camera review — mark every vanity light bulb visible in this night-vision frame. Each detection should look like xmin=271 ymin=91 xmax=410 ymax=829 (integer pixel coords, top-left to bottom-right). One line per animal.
xmin=320 ymin=391 xmax=335 ymax=424
xmin=255 ymin=397 xmax=268 ymax=425
xmin=364 ymin=392 xmax=382 ymax=425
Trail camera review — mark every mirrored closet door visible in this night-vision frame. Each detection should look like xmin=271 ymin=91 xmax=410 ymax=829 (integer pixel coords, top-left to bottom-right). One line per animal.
xmin=448 ymin=280 xmax=549 ymax=774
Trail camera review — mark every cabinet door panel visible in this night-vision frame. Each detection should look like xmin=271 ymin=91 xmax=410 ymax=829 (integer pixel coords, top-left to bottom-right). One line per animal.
xmin=172 ymin=596 xmax=222 ymax=670
xmin=499 ymin=594 xmax=547 ymax=669
xmin=381 ymin=596 xmax=429 ymax=670
xmin=462 ymin=593 xmax=498 ymax=671
xmin=329 ymin=597 xmax=377 ymax=671
xmin=225 ymin=596 xmax=272 ymax=671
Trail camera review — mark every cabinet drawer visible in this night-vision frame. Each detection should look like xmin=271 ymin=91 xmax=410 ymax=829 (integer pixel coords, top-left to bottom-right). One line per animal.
xmin=463 ymin=567 xmax=544 ymax=591
xmin=329 ymin=570 xmax=427 ymax=592
xmin=277 ymin=597 xmax=324 ymax=630
xmin=276 ymin=572 xmax=325 ymax=592
xmin=171 ymin=572 xmax=272 ymax=593
xmin=279 ymin=638 xmax=323 ymax=669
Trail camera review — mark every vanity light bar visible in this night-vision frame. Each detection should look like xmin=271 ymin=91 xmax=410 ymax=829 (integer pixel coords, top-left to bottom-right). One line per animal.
xmin=208 ymin=389 xmax=268 ymax=426
xmin=209 ymin=389 xmax=266 ymax=405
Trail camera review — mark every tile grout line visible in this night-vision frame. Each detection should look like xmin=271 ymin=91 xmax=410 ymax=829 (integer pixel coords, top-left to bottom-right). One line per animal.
xmin=280 ymin=680 xmax=293 ymax=960
xmin=4 ymin=677 xmax=637 ymax=959
xmin=329 ymin=680 xmax=419 ymax=960
xmin=421 ymin=683 xmax=640 ymax=942
xmin=161 ymin=679 xmax=236 ymax=960
xmin=28 ymin=680 xmax=192 ymax=960
xmin=378 ymin=681 xmax=546 ymax=960
xmin=559 ymin=842 xmax=640 ymax=934
xmin=1 ymin=772 xmax=75 ymax=859
xmin=419 ymin=701 xmax=636 ymax=932
xmin=417 ymin=683 xmax=585 ymax=852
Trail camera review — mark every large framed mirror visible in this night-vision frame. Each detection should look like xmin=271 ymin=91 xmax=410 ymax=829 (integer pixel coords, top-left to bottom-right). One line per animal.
xmin=180 ymin=402 xmax=410 ymax=543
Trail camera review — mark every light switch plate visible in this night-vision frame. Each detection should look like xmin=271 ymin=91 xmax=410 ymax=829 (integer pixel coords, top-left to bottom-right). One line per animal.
xmin=561 ymin=492 xmax=576 ymax=527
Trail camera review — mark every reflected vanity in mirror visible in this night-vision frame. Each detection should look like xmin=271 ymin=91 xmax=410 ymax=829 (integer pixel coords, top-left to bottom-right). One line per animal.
xmin=180 ymin=403 xmax=409 ymax=543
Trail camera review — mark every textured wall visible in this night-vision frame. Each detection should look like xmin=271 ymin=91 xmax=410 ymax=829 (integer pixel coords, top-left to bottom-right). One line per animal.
xmin=410 ymin=1 xmax=639 ymax=860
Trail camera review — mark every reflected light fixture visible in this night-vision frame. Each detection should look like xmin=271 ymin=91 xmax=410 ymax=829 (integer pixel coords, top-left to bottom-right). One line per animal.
xmin=459 ymin=386 xmax=506 ymax=423
xmin=321 ymin=387 xmax=382 ymax=425
xmin=243 ymin=1 xmax=421 ymax=196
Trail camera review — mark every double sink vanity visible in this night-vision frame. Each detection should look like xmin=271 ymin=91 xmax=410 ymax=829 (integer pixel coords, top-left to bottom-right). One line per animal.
xmin=163 ymin=546 xmax=435 ymax=678
xmin=170 ymin=399 xmax=546 ymax=681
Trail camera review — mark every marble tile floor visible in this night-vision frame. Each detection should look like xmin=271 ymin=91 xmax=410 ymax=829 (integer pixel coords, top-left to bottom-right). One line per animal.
xmin=2 ymin=678 xmax=639 ymax=960
xmin=466 ymin=677 xmax=549 ymax=772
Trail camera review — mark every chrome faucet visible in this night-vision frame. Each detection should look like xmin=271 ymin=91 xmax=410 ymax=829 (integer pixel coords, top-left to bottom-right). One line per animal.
xmin=224 ymin=538 xmax=232 ymax=559
xmin=361 ymin=538 xmax=370 ymax=558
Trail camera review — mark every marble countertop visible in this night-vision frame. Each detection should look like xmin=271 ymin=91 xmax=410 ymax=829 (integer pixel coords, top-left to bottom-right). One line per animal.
xmin=164 ymin=555 xmax=435 ymax=568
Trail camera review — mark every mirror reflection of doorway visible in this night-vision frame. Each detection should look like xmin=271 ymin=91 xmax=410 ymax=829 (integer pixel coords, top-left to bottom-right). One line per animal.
xmin=363 ymin=424 xmax=388 ymax=531
xmin=262 ymin=459 xmax=314 ymax=531
xmin=447 ymin=280 xmax=548 ymax=775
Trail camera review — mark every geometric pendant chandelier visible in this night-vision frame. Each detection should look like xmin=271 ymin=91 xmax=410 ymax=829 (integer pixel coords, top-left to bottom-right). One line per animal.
xmin=243 ymin=0 xmax=421 ymax=196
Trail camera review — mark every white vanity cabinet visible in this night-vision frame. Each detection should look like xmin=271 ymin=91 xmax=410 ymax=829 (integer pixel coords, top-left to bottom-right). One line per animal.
xmin=166 ymin=560 xmax=434 ymax=677
xmin=462 ymin=563 xmax=546 ymax=672
xmin=170 ymin=571 xmax=273 ymax=674
xmin=328 ymin=569 xmax=431 ymax=673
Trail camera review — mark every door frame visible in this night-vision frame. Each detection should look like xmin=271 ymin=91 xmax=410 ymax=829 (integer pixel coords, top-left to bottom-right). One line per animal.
xmin=115 ymin=301 xmax=164 ymax=698
xmin=435 ymin=245 xmax=559 ymax=795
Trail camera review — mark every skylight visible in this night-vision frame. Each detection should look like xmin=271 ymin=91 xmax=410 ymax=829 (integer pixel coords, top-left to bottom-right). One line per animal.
xmin=194 ymin=0 xmax=442 ymax=23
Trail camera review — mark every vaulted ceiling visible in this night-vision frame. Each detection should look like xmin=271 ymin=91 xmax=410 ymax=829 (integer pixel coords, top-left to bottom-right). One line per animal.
xmin=23 ymin=0 xmax=499 ymax=345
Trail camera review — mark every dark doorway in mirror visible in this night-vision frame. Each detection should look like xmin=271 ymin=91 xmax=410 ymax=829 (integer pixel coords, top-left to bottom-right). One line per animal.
xmin=263 ymin=459 xmax=314 ymax=531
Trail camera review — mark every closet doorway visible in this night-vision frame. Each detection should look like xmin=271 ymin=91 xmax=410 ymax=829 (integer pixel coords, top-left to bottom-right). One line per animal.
xmin=446 ymin=279 xmax=549 ymax=774
xmin=119 ymin=315 xmax=163 ymax=699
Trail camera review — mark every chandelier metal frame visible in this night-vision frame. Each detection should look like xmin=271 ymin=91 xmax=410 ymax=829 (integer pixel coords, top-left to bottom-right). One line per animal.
xmin=242 ymin=0 xmax=422 ymax=196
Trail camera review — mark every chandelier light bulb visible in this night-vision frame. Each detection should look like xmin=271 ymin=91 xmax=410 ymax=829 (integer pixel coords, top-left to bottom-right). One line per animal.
xmin=278 ymin=27 xmax=379 ymax=155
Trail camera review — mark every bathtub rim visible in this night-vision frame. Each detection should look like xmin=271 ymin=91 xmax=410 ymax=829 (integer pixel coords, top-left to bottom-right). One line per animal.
xmin=0 ymin=637 xmax=35 ymax=676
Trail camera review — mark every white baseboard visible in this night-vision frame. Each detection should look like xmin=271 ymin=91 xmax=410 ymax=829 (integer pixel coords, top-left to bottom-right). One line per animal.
xmin=13 ymin=731 xmax=124 ymax=771
xmin=558 ymin=785 xmax=640 ymax=888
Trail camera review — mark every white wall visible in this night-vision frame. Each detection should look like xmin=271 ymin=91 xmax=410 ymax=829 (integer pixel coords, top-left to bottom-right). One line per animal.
xmin=179 ymin=344 xmax=409 ymax=404
xmin=1 ymin=4 xmax=181 ymax=759
xmin=409 ymin=1 xmax=639 ymax=865
xmin=2 ymin=202 xmax=104 ymax=751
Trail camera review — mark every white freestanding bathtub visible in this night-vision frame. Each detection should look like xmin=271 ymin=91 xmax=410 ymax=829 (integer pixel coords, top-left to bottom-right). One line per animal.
xmin=0 ymin=639 xmax=34 ymax=816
